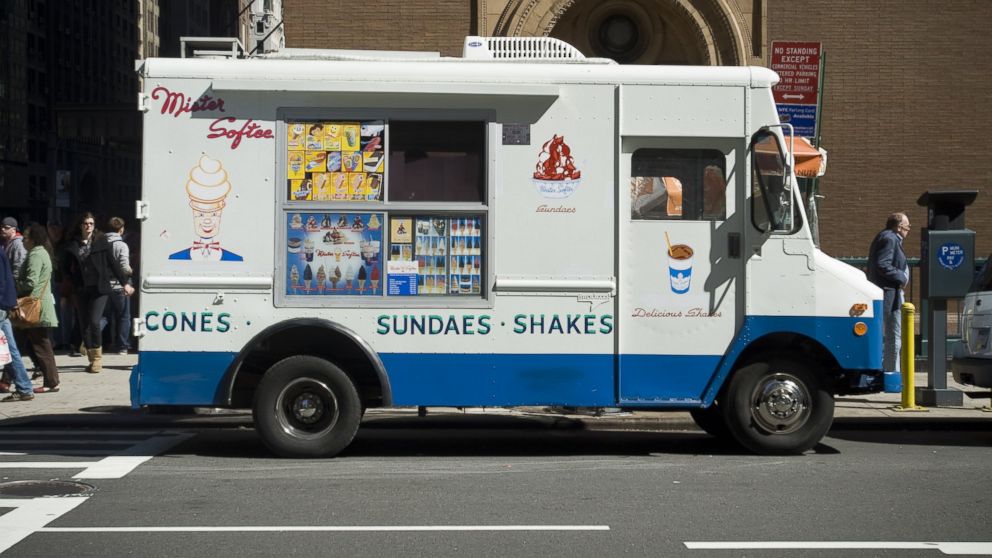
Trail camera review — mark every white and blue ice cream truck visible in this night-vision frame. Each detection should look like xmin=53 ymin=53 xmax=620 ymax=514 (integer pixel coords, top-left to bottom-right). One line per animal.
xmin=131 ymin=37 xmax=884 ymax=456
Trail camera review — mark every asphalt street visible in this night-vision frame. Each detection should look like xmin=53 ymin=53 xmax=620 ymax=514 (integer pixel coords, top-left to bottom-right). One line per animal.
xmin=0 ymin=352 xmax=989 ymax=556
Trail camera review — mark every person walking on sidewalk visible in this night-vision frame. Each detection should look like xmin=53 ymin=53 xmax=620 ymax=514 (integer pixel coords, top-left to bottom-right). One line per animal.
xmin=104 ymin=216 xmax=133 ymax=355
xmin=62 ymin=212 xmax=133 ymax=374
xmin=1 ymin=217 xmax=27 ymax=280
xmin=867 ymin=212 xmax=911 ymax=379
xmin=16 ymin=223 xmax=60 ymax=393
xmin=0 ymin=250 xmax=34 ymax=402
xmin=0 ymin=217 xmax=29 ymax=385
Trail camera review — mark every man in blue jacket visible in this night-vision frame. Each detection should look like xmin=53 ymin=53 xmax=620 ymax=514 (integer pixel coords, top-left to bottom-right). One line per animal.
xmin=867 ymin=212 xmax=911 ymax=380
xmin=0 ymin=249 xmax=34 ymax=401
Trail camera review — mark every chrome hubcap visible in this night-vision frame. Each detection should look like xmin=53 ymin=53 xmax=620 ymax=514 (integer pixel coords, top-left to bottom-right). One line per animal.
xmin=275 ymin=378 xmax=340 ymax=440
xmin=750 ymin=373 xmax=810 ymax=435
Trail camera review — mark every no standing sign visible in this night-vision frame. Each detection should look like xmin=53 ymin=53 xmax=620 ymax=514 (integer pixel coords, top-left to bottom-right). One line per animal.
xmin=770 ymin=41 xmax=821 ymax=138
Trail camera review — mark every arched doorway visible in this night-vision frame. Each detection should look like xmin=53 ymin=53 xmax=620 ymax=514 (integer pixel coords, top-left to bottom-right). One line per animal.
xmin=493 ymin=0 xmax=748 ymax=66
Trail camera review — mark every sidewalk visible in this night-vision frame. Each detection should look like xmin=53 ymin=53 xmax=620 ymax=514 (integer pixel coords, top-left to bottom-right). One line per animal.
xmin=0 ymin=352 xmax=989 ymax=426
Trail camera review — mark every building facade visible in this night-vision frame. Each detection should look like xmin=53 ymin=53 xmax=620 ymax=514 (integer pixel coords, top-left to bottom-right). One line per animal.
xmin=282 ymin=0 xmax=990 ymax=261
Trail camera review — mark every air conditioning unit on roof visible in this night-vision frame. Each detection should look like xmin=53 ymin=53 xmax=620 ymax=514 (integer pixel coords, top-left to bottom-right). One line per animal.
xmin=463 ymin=36 xmax=586 ymax=60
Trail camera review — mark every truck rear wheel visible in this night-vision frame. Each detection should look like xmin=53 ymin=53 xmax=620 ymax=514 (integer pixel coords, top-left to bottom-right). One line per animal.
xmin=723 ymin=358 xmax=833 ymax=455
xmin=253 ymin=355 xmax=362 ymax=458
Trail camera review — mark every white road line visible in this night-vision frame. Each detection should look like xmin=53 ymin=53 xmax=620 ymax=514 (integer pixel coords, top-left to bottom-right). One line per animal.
xmin=0 ymin=433 xmax=194 ymax=479
xmin=685 ymin=542 xmax=992 ymax=555
xmin=74 ymin=432 xmax=193 ymax=479
xmin=41 ymin=525 xmax=611 ymax=532
xmin=0 ymin=497 xmax=89 ymax=553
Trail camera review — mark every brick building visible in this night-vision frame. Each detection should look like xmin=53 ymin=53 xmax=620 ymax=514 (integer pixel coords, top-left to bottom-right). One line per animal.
xmin=282 ymin=0 xmax=990 ymax=261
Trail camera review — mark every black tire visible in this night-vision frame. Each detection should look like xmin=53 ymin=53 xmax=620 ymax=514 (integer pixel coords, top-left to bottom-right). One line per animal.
xmin=689 ymin=403 xmax=731 ymax=439
xmin=723 ymin=357 xmax=833 ymax=455
xmin=252 ymin=355 xmax=362 ymax=458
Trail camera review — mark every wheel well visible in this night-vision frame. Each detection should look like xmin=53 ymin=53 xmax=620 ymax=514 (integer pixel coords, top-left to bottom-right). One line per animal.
xmin=731 ymin=333 xmax=842 ymax=393
xmin=228 ymin=324 xmax=386 ymax=410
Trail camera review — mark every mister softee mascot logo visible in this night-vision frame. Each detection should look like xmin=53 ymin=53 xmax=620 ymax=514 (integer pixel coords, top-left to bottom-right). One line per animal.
xmin=169 ymin=155 xmax=243 ymax=261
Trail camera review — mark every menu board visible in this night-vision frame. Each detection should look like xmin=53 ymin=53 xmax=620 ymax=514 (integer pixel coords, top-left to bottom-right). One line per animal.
xmin=286 ymin=212 xmax=384 ymax=296
xmin=287 ymin=121 xmax=385 ymax=202
xmin=389 ymin=216 xmax=482 ymax=296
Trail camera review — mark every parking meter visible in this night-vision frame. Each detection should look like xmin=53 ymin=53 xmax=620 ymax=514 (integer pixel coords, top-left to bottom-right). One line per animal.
xmin=917 ymin=190 xmax=978 ymax=406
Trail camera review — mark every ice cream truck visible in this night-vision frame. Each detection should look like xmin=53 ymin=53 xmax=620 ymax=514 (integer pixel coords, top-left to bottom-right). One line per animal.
xmin=132 ymin=36 xmax=883 ymax=457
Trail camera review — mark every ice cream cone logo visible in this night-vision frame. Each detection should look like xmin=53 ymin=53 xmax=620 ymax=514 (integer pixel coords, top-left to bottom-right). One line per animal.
xmin=170 ymin=155 xmax=243 ymax=261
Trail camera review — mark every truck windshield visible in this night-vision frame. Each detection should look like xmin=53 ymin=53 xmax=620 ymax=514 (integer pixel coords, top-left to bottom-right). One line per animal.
xmin=750 ymin=131 xmax=797 ymax=233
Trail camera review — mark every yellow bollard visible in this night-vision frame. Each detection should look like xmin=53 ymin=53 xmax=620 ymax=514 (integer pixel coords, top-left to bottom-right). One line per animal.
xmin=893 ymin=302 xmax=927 ymax=412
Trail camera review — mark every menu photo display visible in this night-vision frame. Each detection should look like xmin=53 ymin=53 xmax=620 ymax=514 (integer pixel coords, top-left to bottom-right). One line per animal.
xmin=287 ymin=121 xmax=385 ymax=202
xmin=286 ymin=212 xmax=384 ymax=296
xmin=386 ymin=215 xmax=482 ymax=296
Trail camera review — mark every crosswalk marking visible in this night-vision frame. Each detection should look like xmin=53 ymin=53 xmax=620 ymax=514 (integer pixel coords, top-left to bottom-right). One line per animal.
xmin=0 ymin=431 xmax=192 ymax=479
xmin=0 ymin=430 xmax=193 ymax=554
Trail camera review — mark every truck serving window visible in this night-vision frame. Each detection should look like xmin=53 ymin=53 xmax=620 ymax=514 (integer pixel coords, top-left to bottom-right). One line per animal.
xmin=750 ymin=131 xmax=798 ymax=233
xmin=282 ymin=118 xmax=487 ymax=300
xmin=388 ymin=121 xmax=486 ymax=203
xmin=630 ymin=149 xmax=726 ymax=221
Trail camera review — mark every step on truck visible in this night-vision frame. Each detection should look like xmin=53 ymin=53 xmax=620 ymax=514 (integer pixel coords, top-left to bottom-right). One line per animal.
xmin=131 ymin=36 xmax=884 ymax=457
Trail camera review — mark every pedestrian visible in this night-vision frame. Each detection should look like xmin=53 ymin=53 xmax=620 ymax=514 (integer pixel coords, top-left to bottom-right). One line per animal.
xmin=1 ymin=217 xmax=29 ymax=385
xmin=0 ymin=249 xmax=34 ymax=401
xmin=867 ymin=212 xmax=911 ymax=380
xmin=1 ymin=217 xmax=27 ymax=280
xmin=104 ymin=216 xmax=133 ymax=354
xmin=61 ymin=212 xmax=133 ymax=373
xmin=15 ymin=223 xmax=60 ymax=393
xmin=55 ymin=217 xmax=83 ymax=355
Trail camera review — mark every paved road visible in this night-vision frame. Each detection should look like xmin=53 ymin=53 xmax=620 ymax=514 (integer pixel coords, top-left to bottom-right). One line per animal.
xmin=0 ymin=414 xmax=989 ymax=557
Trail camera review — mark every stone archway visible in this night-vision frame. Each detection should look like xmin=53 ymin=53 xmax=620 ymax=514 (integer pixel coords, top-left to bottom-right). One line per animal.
xmin=492 ymin=0 xmax=749 ymax=66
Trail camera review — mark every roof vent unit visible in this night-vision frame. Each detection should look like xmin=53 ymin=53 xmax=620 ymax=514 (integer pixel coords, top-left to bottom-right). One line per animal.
xmin=463 ymin=36 xmax=586 ymax=60
xmin=180 ymin=37 xmax=244 ymax=59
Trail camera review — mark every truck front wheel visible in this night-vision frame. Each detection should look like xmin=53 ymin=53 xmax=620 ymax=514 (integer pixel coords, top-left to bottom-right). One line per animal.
xmin=253 ymin=355 xmax=362 ymax=458
xmin=723 ymin=358 xmax=833 ymax=455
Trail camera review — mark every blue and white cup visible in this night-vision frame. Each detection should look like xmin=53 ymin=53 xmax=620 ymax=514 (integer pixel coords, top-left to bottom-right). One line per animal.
xmin=668 ymin=244 xmax=694 ymax=294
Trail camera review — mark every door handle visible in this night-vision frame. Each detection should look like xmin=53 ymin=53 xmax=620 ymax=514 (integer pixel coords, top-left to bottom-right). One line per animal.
xmin=728 ymin=233 xmax=741 ymax=259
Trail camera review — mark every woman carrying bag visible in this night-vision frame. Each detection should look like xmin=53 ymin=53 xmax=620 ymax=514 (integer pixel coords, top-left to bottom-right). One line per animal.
xmin=63 ymin=213 xmax=134 ymax=373
xmin=15 ymin=223 xmax=60 ymax=392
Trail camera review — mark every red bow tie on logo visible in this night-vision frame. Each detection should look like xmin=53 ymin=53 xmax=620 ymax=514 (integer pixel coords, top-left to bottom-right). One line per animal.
xmin=192 ymin=240 xmax=220 ymax=256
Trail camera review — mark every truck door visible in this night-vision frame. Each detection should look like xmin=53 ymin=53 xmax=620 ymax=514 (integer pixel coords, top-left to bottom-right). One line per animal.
xmin=617 ymin=137 xmax=746 ymax=404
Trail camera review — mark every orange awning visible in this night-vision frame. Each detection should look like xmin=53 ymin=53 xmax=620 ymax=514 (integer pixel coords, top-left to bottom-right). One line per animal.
xmin=755 ymin=136 xmax=827 ymax=178
xmin=790 ymin=137 xmax=828 ymax=178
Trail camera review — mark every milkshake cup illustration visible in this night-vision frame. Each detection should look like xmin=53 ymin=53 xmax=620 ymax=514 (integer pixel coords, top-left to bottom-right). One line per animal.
xmin=304 ymin=237 xmax=315 ymax=262
xmin=666 ymin=233 xmax=693 ymax=294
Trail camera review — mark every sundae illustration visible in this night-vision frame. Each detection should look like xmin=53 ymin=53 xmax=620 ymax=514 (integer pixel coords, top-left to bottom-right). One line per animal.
xmin=169 ymin=155 xmax=243 ymax=261
xmin=532 ymin=135 xmax=582 ymax=199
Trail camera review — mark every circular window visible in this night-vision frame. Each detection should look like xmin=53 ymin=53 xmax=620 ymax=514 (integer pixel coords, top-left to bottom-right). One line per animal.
xmin=593 ymin=12 xmax=647 ymax=63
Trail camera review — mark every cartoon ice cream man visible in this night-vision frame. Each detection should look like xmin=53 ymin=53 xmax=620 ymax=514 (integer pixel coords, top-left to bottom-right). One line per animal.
xmin=169 ymin=155 xmax=243 ymax=261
